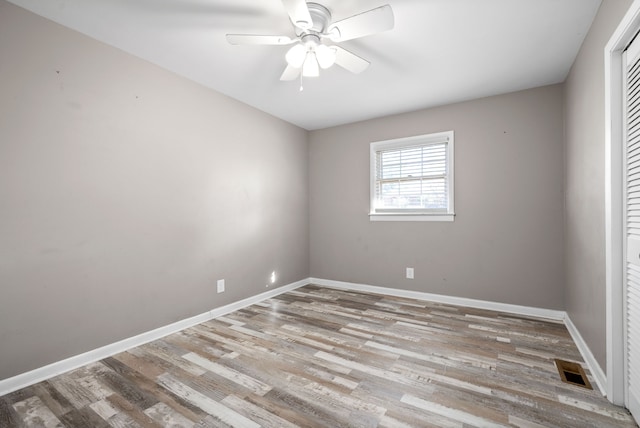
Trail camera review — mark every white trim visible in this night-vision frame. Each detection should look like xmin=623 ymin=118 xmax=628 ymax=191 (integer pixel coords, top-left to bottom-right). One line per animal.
xmin=0 ymin=278 xmax=309 ymax=396
xmin=0 ymin=277 xmax=608 ymax=402
xmin=310 ymin=277 xmax=609 ymax=394
xmin=628 ymin=33 xmax=640 ymax=63
xmin=370 ymin=132 xmax=452 ymax=150
xmin=565 ymin=314 xmax=608 ymax=395
xmin=369 ymin=214 xmax=455 ymax=222
xmin=605 ymin=0 xmax=640 ymax=406
xmin=310 ymin=278 xmax=565 ymax=321
xmin=370 ymin=131 xmax=455 ymax=219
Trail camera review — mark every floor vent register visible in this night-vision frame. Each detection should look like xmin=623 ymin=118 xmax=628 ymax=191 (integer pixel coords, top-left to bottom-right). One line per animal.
xmin=554 ymin=359 xmax=592 ymax=390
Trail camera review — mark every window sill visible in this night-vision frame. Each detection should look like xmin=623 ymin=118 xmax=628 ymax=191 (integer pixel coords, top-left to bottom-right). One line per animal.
xmin=369 ymin=213 xmax=455 ymax=222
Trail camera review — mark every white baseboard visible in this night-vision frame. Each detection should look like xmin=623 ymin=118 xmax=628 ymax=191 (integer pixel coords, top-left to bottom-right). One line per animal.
xmin=564 ymin=314 xmax=607 ymax=395
xmin=1 ymin=277 xmax=607 ymax=400
xmin=310 ymin=278 xmax=566 ymax=321
xmin=0 ymin=278 xmax=309 ymax=396
xmin=310 ymin=277 xmax=608 ymax=396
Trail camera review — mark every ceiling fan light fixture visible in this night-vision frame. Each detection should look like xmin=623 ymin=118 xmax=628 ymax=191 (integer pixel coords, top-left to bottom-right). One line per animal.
xmin=302 ymin=52 xmax=320 ymax=77
xmin=227 ymin=2 xmax=395 ymax=84
xmin=285 ymin=43 xmax=307 ymax=68
xmin=316 ymin=44 xmax=336 ymax=69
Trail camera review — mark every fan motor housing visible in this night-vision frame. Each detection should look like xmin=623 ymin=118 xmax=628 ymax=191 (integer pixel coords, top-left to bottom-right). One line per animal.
xmin=305 ymin=3 xmax=331 ymax=34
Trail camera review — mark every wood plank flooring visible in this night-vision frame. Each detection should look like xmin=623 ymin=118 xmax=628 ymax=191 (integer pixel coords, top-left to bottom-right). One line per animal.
xmin=0 ymin=284 xmax=636 ymax=427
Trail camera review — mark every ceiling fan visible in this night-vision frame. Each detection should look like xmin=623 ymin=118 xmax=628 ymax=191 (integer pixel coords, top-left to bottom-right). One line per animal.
xmin=226 ymin=0 xmax=394 ymax=85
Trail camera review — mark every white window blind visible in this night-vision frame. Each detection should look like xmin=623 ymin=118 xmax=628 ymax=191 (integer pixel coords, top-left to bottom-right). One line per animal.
xmin=370 ymin=131 xmax=454 ymax=221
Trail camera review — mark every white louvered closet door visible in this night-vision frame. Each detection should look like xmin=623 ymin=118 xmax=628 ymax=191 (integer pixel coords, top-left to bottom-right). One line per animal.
xmin=625 ymin=35 xmax=640 ymax=421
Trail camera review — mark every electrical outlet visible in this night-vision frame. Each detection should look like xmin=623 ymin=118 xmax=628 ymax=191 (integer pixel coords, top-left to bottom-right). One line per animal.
xmin=217 ymin=279 xmax=225 ymax=293
xmin=406 ymin=267 xmax=414 ymax=279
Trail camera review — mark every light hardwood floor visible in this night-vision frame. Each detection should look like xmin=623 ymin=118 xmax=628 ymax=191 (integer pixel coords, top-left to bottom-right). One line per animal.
xmin=0 ymin=284 xmax=636 ymax=427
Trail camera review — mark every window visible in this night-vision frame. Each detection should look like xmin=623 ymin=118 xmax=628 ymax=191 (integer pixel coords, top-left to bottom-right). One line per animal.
xmin=370 ymin=131 xmax=454 ymax=221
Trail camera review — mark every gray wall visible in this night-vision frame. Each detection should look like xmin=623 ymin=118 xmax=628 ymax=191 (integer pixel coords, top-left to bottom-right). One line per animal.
xmin=564 ymin=0 xmax=633 ymax=371
xmin=0 ymin=1 xmax=309 ymax=380
xmin=2 ymin=0 xmax=628 ymax=385
xmin=309 ymin=85 xmax=565 ymax=310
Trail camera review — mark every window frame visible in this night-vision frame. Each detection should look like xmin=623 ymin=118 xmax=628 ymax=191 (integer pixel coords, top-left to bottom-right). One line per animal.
xmin=369 ymin=131 xmax=455 ymax=222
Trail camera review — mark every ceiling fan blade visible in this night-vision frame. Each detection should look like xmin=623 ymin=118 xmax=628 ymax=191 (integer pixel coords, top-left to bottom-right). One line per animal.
xmin=281 ymin=0 xmax=313 ymax=30
xmin=334 ymin=46 xmax=370 ymax=74
xmin=226 ymin=34 xmax=296 ymax=45
xmin=280 ymin=64 xmax=302 ymax=81
xmin=328 ymin=5 xmax=394 ymax=42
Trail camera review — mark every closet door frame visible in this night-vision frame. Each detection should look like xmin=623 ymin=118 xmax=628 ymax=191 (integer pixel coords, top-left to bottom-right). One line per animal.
xmin=605 ymin=0 xmax=640 ymax=408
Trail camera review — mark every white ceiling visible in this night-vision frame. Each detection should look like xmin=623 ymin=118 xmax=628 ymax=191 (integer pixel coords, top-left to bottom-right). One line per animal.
xmin=8 ymin=0 xmax=601 ymax=130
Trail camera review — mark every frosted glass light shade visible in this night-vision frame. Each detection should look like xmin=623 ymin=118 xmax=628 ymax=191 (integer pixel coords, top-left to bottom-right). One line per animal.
xmin=285 ymin=44 xmax=307 ymax=68
xmin=316 ymin=45 xmax=336 ymax=69
xmin=302 ymin=52 xmax=319 ymax=77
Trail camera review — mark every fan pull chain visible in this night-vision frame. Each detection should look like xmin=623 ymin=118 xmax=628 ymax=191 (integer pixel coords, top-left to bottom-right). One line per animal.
xmin=299 ymin=73 xmax=304 ymax=92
